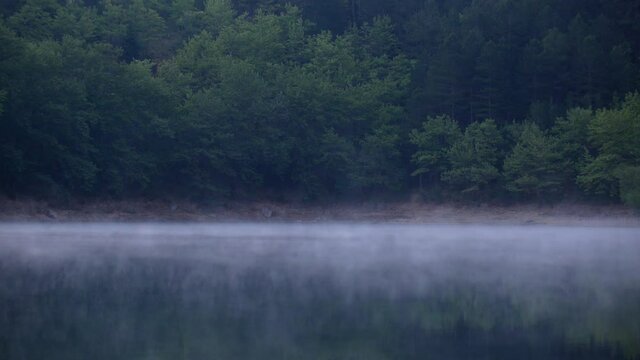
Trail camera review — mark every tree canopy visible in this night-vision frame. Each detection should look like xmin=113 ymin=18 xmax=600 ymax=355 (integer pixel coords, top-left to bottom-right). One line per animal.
xmin=0 ymin=0 xmax=639 ymax=205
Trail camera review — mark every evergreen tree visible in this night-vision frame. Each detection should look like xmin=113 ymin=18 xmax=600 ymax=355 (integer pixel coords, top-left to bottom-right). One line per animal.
xmin=409 ymin=115 xmax=462 ymax=190
xmin=578 ymin=93 xmax=640 ymax=203
xmin=442 ymin=119 xmax=502 ymax=196
xmin=551 ymin=107 xmax=594 ymax=189
xmin=351 ymin=125 xmax=404 ymax=193
xmin=503 ymin=123 xmax=564 ymax=198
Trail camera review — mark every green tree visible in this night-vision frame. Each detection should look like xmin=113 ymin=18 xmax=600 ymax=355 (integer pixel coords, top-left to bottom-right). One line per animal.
xmin=578 ymin=93 xmax=640 ymax=204
xmin=89 ymin=59 xmax=174 ymax=196
xmin=177 ymin=0 xmax=235 ymax=38
xmin=616 ymin=166 xmax=640 ymax=207
xmin=567 ymin=15 xmax=608 ymax=108
xmin=472 ymin=42 xmax=509 ymax=122
xmin=409 ymin=115 xmax=462 ymax=190
xmin=423 ymin=46 xmax=469 ymax=121
xmin=351 ymin=125 xmax=404 ymax=193
xmin=7 ymin=0 xmax=61 ymax=40
xmin=0 ymin=37 xmax=101 ymax=198
xmin=97 ymin=0 xmax=167 ymax=60
xmin=442 ymin=119 xmax=502 ymax=195
xmin=313 ymin=129 xmax=356 ymax=196
xmin=1 ymin=0 xmax=640 ymax=204
xmin=503 ymin=123 xmax=563 ymax=199
xmin=0 ymin=20 xmax=25 ymax=196
xmin=551 ymin=108 xmax=595 ymax=188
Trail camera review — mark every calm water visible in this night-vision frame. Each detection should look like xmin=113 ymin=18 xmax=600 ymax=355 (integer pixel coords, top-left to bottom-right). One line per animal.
xmin=0 ymin=223 xmax=639 ymax=360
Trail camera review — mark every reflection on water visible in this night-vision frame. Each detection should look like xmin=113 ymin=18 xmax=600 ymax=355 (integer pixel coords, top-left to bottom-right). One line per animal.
xmin=0 ymin=223 xmax=639 ymax=360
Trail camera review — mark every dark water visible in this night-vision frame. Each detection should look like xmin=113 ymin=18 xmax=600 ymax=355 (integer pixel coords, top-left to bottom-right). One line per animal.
xmin=0 ymin=223 xmax=639 ymax=360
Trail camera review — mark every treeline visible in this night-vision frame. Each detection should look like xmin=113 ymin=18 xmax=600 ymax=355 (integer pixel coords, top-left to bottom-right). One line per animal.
xmin=411 ymin=97 xmax=640 ymax=205
xmin=0 ymin=0 xmax=639 ymax=205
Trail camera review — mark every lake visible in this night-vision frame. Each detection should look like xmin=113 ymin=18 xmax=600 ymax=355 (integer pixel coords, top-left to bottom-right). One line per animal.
xmin=0 ymin=223 xmax=639 ymax=359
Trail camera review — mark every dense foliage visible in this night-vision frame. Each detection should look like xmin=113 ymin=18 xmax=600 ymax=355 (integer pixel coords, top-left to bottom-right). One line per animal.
xmin=0 ymin=0 xmax=639 ymax=205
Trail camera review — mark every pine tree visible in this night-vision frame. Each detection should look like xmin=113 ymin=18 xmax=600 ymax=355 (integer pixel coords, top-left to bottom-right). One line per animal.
xmin=503 ymin=123 xmax=564 ymax=198
xmin=442 ymin=119 xmax=502 ymax=195
xmin=410 ymin=115 xmax=462 ymax=189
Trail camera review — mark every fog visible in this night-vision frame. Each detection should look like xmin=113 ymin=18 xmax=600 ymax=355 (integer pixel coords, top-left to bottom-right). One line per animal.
xmin=2 ymin=223 xmax=639 ymax=311
xmin=1 ymin=223 xmax=639 ymax=359
xmin=2 ymin=223 xmax=639 ymax=286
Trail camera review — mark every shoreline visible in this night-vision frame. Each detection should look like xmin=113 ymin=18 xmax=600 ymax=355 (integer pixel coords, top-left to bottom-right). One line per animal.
xmin=0 ymin=198 xmax=638 ymax=227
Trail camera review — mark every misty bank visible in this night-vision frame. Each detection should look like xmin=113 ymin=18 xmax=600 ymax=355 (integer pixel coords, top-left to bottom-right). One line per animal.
xmin=0 ymin=199 xmax=638 ymax=226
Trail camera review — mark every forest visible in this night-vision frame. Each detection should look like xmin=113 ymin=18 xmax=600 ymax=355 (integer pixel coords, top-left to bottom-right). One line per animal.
xmin=0 ymin=0 xmax=639 ymax=205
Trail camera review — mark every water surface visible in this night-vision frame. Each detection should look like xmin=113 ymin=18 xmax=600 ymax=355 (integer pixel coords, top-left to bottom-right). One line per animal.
xmin=0 ymin=223 xmax=639 ymax=359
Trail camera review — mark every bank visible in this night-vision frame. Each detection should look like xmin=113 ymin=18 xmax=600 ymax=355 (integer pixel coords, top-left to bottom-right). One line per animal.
xmin=1 ymin=198 xmax=638 ymax=227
